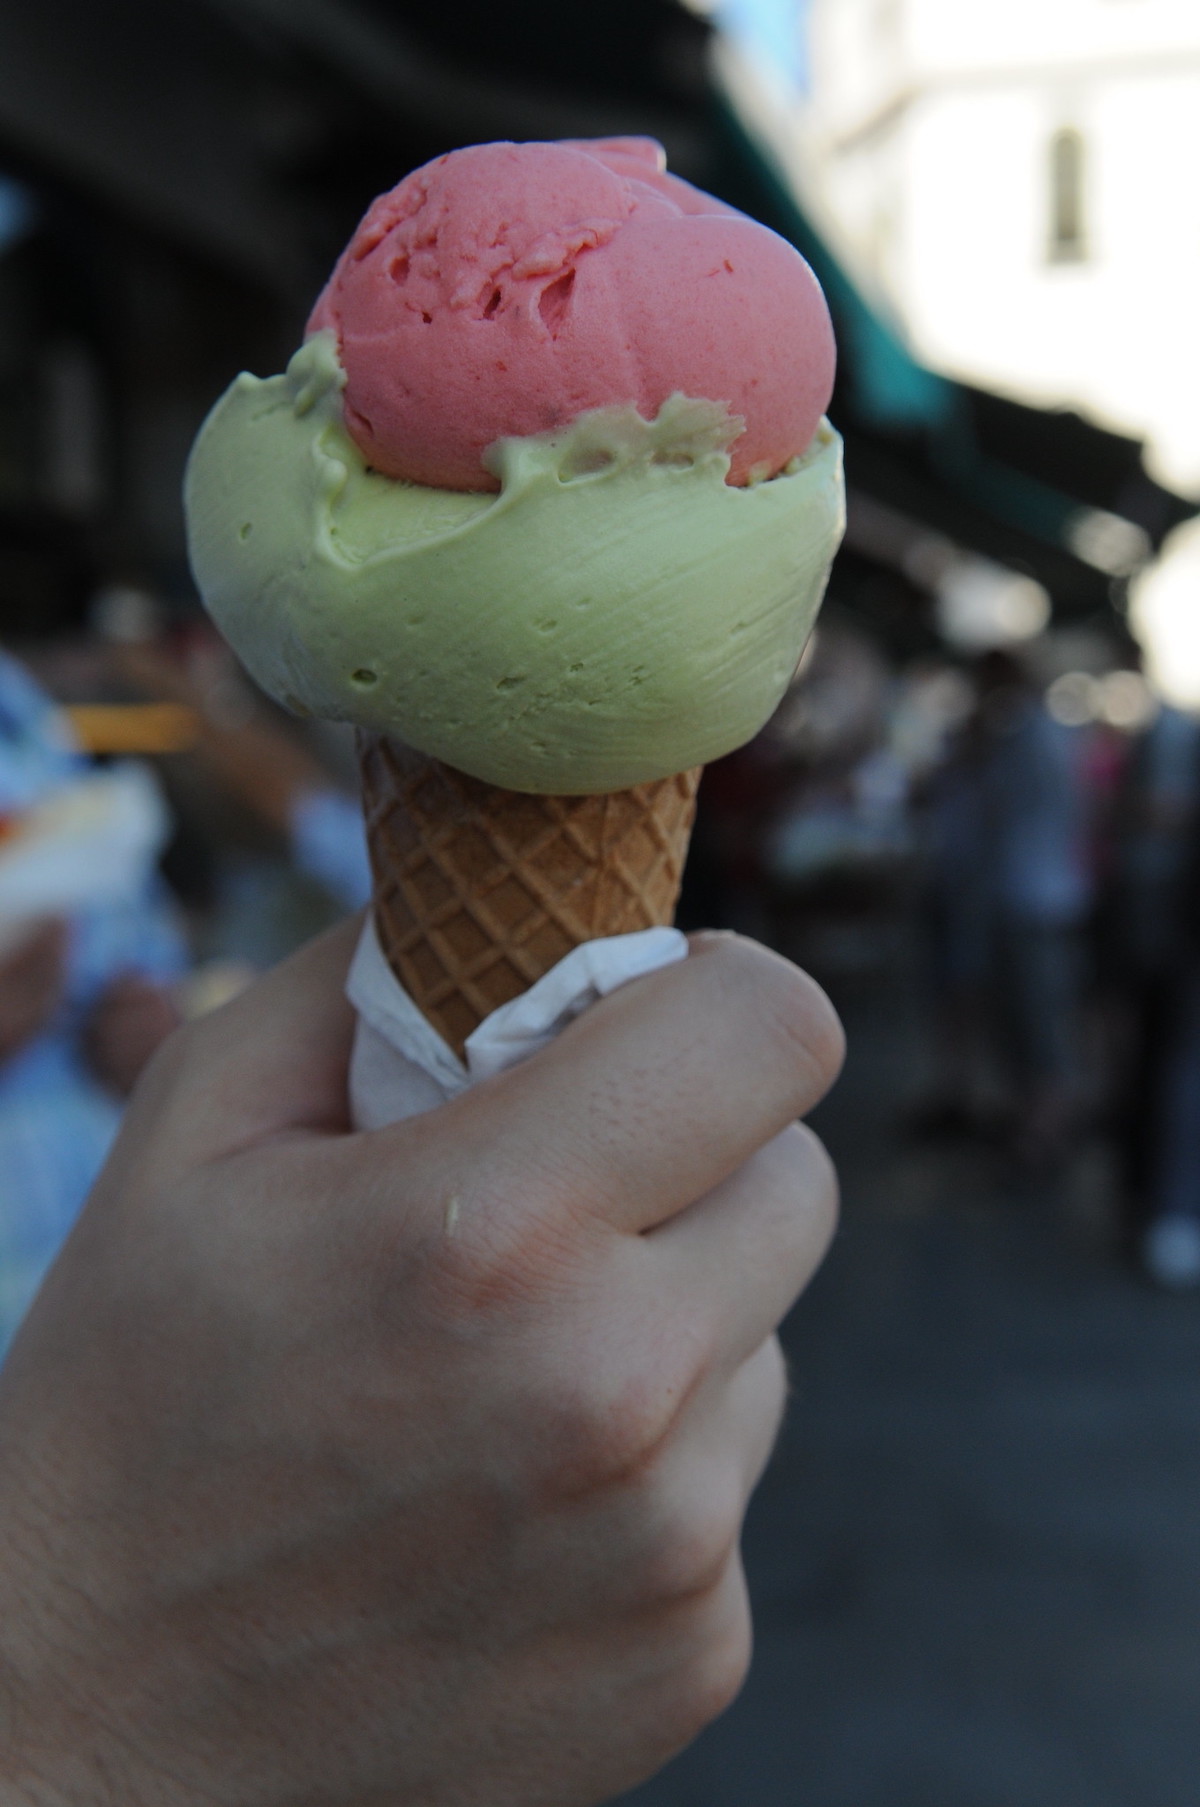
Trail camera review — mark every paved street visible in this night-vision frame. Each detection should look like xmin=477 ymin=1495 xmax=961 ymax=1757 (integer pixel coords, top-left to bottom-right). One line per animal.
xmin=617 ymin=936 xmax=1200 ymax=1807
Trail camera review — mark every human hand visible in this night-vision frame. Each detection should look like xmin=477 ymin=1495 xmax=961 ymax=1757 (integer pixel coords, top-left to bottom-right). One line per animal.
xmin=0 ymin=918 xmax=67 ymax=1066
xmin=0 ymin=919 xmax=841 ymax=1807
xmin=114 ymin=637 xmax=335 ymax=834
xmin=82 ymin=972 xmax=183 ymax=1097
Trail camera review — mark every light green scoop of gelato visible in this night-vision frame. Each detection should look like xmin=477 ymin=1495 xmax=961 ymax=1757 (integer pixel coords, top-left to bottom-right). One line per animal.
xmin=185 ymin=332 xmax=844 ymax=795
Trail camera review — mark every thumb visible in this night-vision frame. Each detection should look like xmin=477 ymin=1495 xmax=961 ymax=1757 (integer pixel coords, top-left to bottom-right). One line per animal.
xmin=119 ymin=915 xmax=362 ymax=1167
xmin=358 ymin=932 xmax=844 ymax=1242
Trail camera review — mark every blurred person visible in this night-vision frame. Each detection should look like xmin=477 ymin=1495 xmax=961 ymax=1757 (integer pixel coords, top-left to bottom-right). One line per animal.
xmin=0 ymin=920 xmax=842 ymax=1804
xmin=912 ymin=674 xmax=995 ymax=1135
xmin=1141 ymin=968 xmax=1200 ymax=1288
xmin=1122 ymin=711 xmax=1200 ymax=1288
xmin=115 ymin=634 xmax=371 ymax=915
xmin=677 ymin=734 xmax=784 ymax=940
xmin=1100 ymin=697 xmax=1200 ymax=1271
xmin=914 ymin=648 xmax=1092 ymax=1165
xmin=0 ymin=648 xmax=185 ymax=1350
xmin=762 ymin=622 xmax=901 ymax=891
xmin=682 ymin=620 xmax=898 ymax=948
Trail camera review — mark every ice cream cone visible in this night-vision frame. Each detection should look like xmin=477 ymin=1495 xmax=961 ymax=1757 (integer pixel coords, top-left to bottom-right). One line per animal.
xmin=358 ymin=731 xmax=701 ymax=1057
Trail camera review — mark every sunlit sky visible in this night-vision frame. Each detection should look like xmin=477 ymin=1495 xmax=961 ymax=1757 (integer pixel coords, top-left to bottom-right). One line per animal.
xmin=716 ymin=0 xmax=811 ymax=90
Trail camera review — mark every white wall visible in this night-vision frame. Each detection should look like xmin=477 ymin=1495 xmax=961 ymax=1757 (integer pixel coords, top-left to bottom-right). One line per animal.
xmin=804 ymin=0 xmax=1200 ymax=493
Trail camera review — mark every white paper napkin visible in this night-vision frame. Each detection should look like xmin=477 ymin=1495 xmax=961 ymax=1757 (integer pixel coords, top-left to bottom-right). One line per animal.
xmin=346 ymin=917 xmax=688 ymax=1129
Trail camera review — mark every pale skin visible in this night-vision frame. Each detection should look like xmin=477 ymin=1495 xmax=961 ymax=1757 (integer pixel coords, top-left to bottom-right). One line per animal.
xmin=0 ymin=920 xmax=842 ymax=1807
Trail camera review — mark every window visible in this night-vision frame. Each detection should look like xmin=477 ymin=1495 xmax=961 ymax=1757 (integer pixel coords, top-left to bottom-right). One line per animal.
xmin=1048 ymin=127 xmax=1088 ymax=262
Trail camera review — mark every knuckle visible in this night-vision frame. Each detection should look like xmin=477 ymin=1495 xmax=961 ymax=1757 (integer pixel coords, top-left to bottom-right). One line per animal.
xmin=636 ymin=1492 xmax=742 ymax=1606
xmin=779 ymin=1122 xmax=840 ymax=1252
xmin=688 ymin=1599 xmax=754 ymax=1726
xmin=421 ymin=1189 xmax=585 ymax=1326
xmin=539 ymin=1362 xmax=696 ymax=1500
xmin=561 ymin=1389 xmax=669 ymax=1495
xmin=659 ymin=1566 xmax=753 ymax=1746
xmin=748 ymin=1333 xmax=790 ymax=1431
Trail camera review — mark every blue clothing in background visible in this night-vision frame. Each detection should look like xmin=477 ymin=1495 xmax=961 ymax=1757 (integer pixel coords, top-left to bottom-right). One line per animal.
xmin=290 ymin=787 xmax=372 ymax=913
xmin=921 ymin=688 xmax=1090 ymax=1094
xmin=0 ymin=653 xmax=187 ymax=1350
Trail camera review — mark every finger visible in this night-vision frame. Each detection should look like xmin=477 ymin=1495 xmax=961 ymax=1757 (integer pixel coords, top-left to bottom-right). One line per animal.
xmin=730 ymin=1337 xmax=790 ymax=1495
xmin=551 ymin=1338 xmax=786 ymax=1623
xmin=385 ymin=934 xmax=844 ymax=1239
xmin=662 ymin=1336 xmax=788 ymax=1526
xmin=645 ymin=1336 xmax=789 ymax=1560
xmin=645 ymin=1123 xmax=837 ymax=1372
xmin=127 ymin=914 xmax=362 ymax=1161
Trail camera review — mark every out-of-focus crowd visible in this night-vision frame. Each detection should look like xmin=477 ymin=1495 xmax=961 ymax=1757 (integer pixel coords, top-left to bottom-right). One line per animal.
xmin=0 ymin=600 xmax=370 ymax=1350
xmin=684 ymin=615 xmax=1200 ymax=1292
xmin=4 ymin=602 xmax=1200 ymax=1360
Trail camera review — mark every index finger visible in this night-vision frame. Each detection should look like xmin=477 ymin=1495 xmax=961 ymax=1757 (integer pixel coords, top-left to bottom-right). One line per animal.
xmin=119 ymin=915 xmax=362 ymax=1168
xmin=389 ymin=933 xmax=844 ymax=1237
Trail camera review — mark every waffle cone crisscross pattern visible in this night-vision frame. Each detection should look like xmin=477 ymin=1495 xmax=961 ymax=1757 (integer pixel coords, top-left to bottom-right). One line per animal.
xmin=358 ymin=732 xmax=701 ymax=1056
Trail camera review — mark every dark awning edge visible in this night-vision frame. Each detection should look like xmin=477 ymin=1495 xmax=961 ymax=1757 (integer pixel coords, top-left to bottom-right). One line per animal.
xmin=708 ymin=84 xmax=1197 ymax=616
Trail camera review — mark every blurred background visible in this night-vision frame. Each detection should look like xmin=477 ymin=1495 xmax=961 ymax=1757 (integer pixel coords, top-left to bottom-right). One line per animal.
xmin=3 ymin=0 xmax=1200 ymax=1800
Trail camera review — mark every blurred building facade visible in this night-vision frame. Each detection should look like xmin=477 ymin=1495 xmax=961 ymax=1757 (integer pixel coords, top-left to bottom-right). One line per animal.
xmin=803 ymin=0 xmax=1200 ymax=500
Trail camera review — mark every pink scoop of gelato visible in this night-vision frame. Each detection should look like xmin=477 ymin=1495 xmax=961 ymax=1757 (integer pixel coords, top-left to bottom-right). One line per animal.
xmin=307 ymin=137 xmax=836 ymax=492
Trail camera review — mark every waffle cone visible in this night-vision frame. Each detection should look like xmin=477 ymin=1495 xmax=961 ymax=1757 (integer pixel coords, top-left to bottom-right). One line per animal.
xmin=358 ymin=731 xmax=701 ymax=1056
